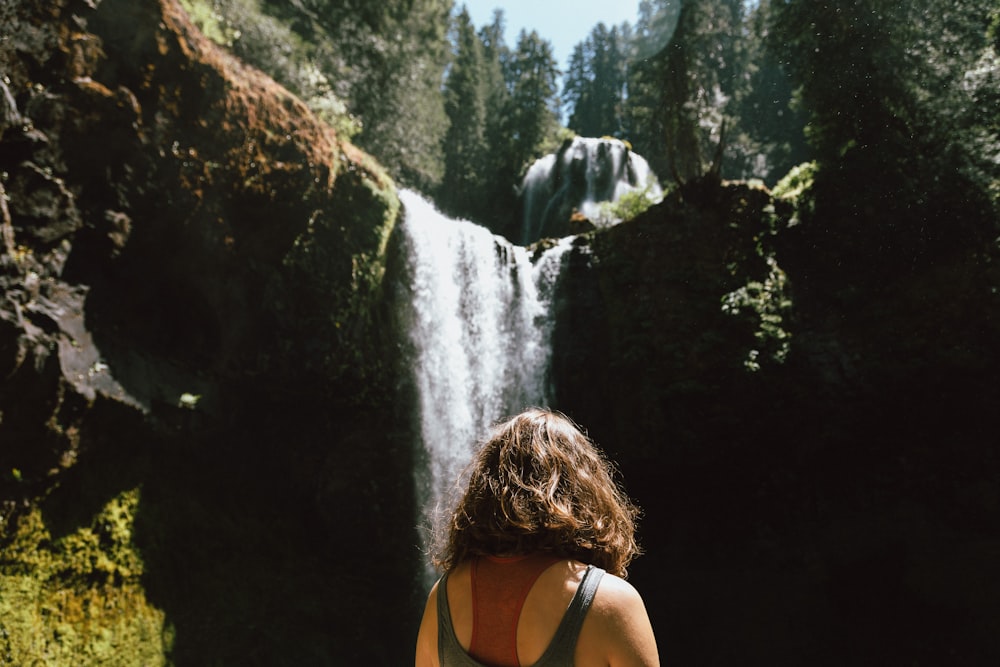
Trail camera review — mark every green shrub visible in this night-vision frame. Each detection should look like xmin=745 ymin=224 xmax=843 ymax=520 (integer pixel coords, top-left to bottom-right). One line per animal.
xmin=771 ymin=160 xmax=817 ymax=203
xmin=770 ymin=161 xmax=817 ymax=228
xmin=594 ymin=179 xmax=664 ymax=228
xmin=721 ymin=255 xmax=792 ymax=372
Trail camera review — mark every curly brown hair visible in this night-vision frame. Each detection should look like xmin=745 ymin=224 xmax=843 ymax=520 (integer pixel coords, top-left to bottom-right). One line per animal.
xmin=433 ymin=408 xmax=642 ymax=577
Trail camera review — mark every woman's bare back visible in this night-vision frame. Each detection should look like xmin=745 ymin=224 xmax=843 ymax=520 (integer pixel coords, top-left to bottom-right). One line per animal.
xmin=416 ymin=558 xmax=659 ymax=667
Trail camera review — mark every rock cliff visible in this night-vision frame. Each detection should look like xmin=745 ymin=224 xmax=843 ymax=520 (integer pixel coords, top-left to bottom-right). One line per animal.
xmin=550 ymin=176 xmax=1000 ymax=664
xmin=1 ymin=0 xmax=415 ymax=663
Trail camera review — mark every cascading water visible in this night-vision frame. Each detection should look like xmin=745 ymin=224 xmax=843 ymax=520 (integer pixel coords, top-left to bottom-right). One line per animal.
xmin=393 ymin=190 xmax=573 ymax=580
xmin=520 ymin=136 xmax=662 ymax=245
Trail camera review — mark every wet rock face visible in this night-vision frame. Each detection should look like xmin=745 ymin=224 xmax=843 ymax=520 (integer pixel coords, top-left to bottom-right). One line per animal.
xmin=1 ymin=1 xmax=417 ymax=663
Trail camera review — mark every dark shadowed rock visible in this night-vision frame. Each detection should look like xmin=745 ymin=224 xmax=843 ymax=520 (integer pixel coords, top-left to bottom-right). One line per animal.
xmin=548 ymin=175 xmax=1000 ymax=665
xmin=1 ymin=0 xmax=417 ymax=663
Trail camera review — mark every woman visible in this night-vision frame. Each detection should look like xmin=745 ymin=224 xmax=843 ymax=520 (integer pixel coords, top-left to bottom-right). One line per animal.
xmin=415 ymin=408 xmax=659 ymax=667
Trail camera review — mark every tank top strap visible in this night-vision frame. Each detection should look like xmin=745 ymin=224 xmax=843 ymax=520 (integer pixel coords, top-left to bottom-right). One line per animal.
xmin=533 ymin=564 xmax=606 ymax=667
xmin=436 ymin=573 xmax=483 ymax=666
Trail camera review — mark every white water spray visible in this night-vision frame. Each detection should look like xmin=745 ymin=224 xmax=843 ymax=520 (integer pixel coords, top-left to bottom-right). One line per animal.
xmin=394 ymin=190 xmax=573 ymax=576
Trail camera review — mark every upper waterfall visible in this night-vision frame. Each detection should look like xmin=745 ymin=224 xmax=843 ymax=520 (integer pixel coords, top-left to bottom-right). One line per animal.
xmin=519 ymin=136 xmax=663 ymax=245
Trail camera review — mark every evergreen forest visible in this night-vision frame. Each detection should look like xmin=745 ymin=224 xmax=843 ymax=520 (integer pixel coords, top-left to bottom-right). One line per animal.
xmin=179 ymin=0 xmax=999 ymax=244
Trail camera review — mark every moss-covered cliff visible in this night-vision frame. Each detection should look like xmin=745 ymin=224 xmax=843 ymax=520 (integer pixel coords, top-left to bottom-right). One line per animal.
xmin=1 ymin=0 xmax=417 ymax=663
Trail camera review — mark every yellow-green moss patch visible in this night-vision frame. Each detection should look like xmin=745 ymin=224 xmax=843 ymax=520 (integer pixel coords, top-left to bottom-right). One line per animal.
xmin=0 ymin=489 xmax=169 ymax=666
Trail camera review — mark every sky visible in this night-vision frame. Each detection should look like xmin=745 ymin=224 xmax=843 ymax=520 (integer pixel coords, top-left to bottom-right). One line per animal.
xmin=456 ymin=1 xmax=643 ymax=73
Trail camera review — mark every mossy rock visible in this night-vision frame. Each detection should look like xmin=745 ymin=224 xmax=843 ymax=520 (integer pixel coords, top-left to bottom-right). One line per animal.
xmin=0 ymin=491 xmax=168 ymax=666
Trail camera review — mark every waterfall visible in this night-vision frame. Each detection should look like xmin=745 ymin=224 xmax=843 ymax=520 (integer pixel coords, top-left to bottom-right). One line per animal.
xmin=520 ymin=136 xmax=663 ymax=245
xmin=521 ymin=153 xmax=558 ymax=245
xmin=393 ymin=190 xmax=573 ymax=578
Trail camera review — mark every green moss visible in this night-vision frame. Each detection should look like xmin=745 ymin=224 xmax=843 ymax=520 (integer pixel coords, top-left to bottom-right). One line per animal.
xmin=595 ymin=180 xmax=663 ymax=227
xmin=177 ymin=0 xmax=239 ymax=47
xmin=0 ymin=490 xmax=168 ymax=666
xmin=771 ymin=161 xmax=817 ymax=204
xmin=770 ymin=161 xmax=817 ymax=225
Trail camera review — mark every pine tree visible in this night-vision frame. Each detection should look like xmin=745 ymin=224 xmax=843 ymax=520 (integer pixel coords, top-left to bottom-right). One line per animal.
xmin=477 ymin=10 xmax=519 ymax=229
xmin=440 ymin=6 xmax=489 ymax=219
xmin=624 ymin=0 xmax=683 ymax=167
xmin=564 ymin=23 xmax=631 ymax=138
xmin=623 ymin=0 xmax=806 ymax=185
xmin=646 ymin=0 xmax=745 ymax=183
xmin=730 ymin=0 xmax=808 ymax=185
xmin=562 ymin=42 xmax=590 ymax=131
xmin=505 ymin=30 xmax=562 ymax=178
xmin=350 ymin=0 xmax=452 ymax=190
xmin=767 ymin=0 xmax=999 ymax=276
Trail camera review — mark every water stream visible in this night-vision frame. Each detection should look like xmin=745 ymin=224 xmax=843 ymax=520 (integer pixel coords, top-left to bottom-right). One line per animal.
xmin=395 ymin=139 xmax=658 ymax=581
xmin=393 ymin=190 xmax=573 ymax=577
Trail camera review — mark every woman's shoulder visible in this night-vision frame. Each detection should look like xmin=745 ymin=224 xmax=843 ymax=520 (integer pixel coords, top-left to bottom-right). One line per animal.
xmin=592 ymin=570 xmax=643 ymax=606
xmin=590 ymin=571 xmax=652 ymax=629
xmin=579 ymin=571 xmax=660 ymax=666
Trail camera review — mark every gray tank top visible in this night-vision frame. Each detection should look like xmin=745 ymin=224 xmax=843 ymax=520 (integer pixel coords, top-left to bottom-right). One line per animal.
xmin=436 ymin=563 xmax=606 ymax=667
